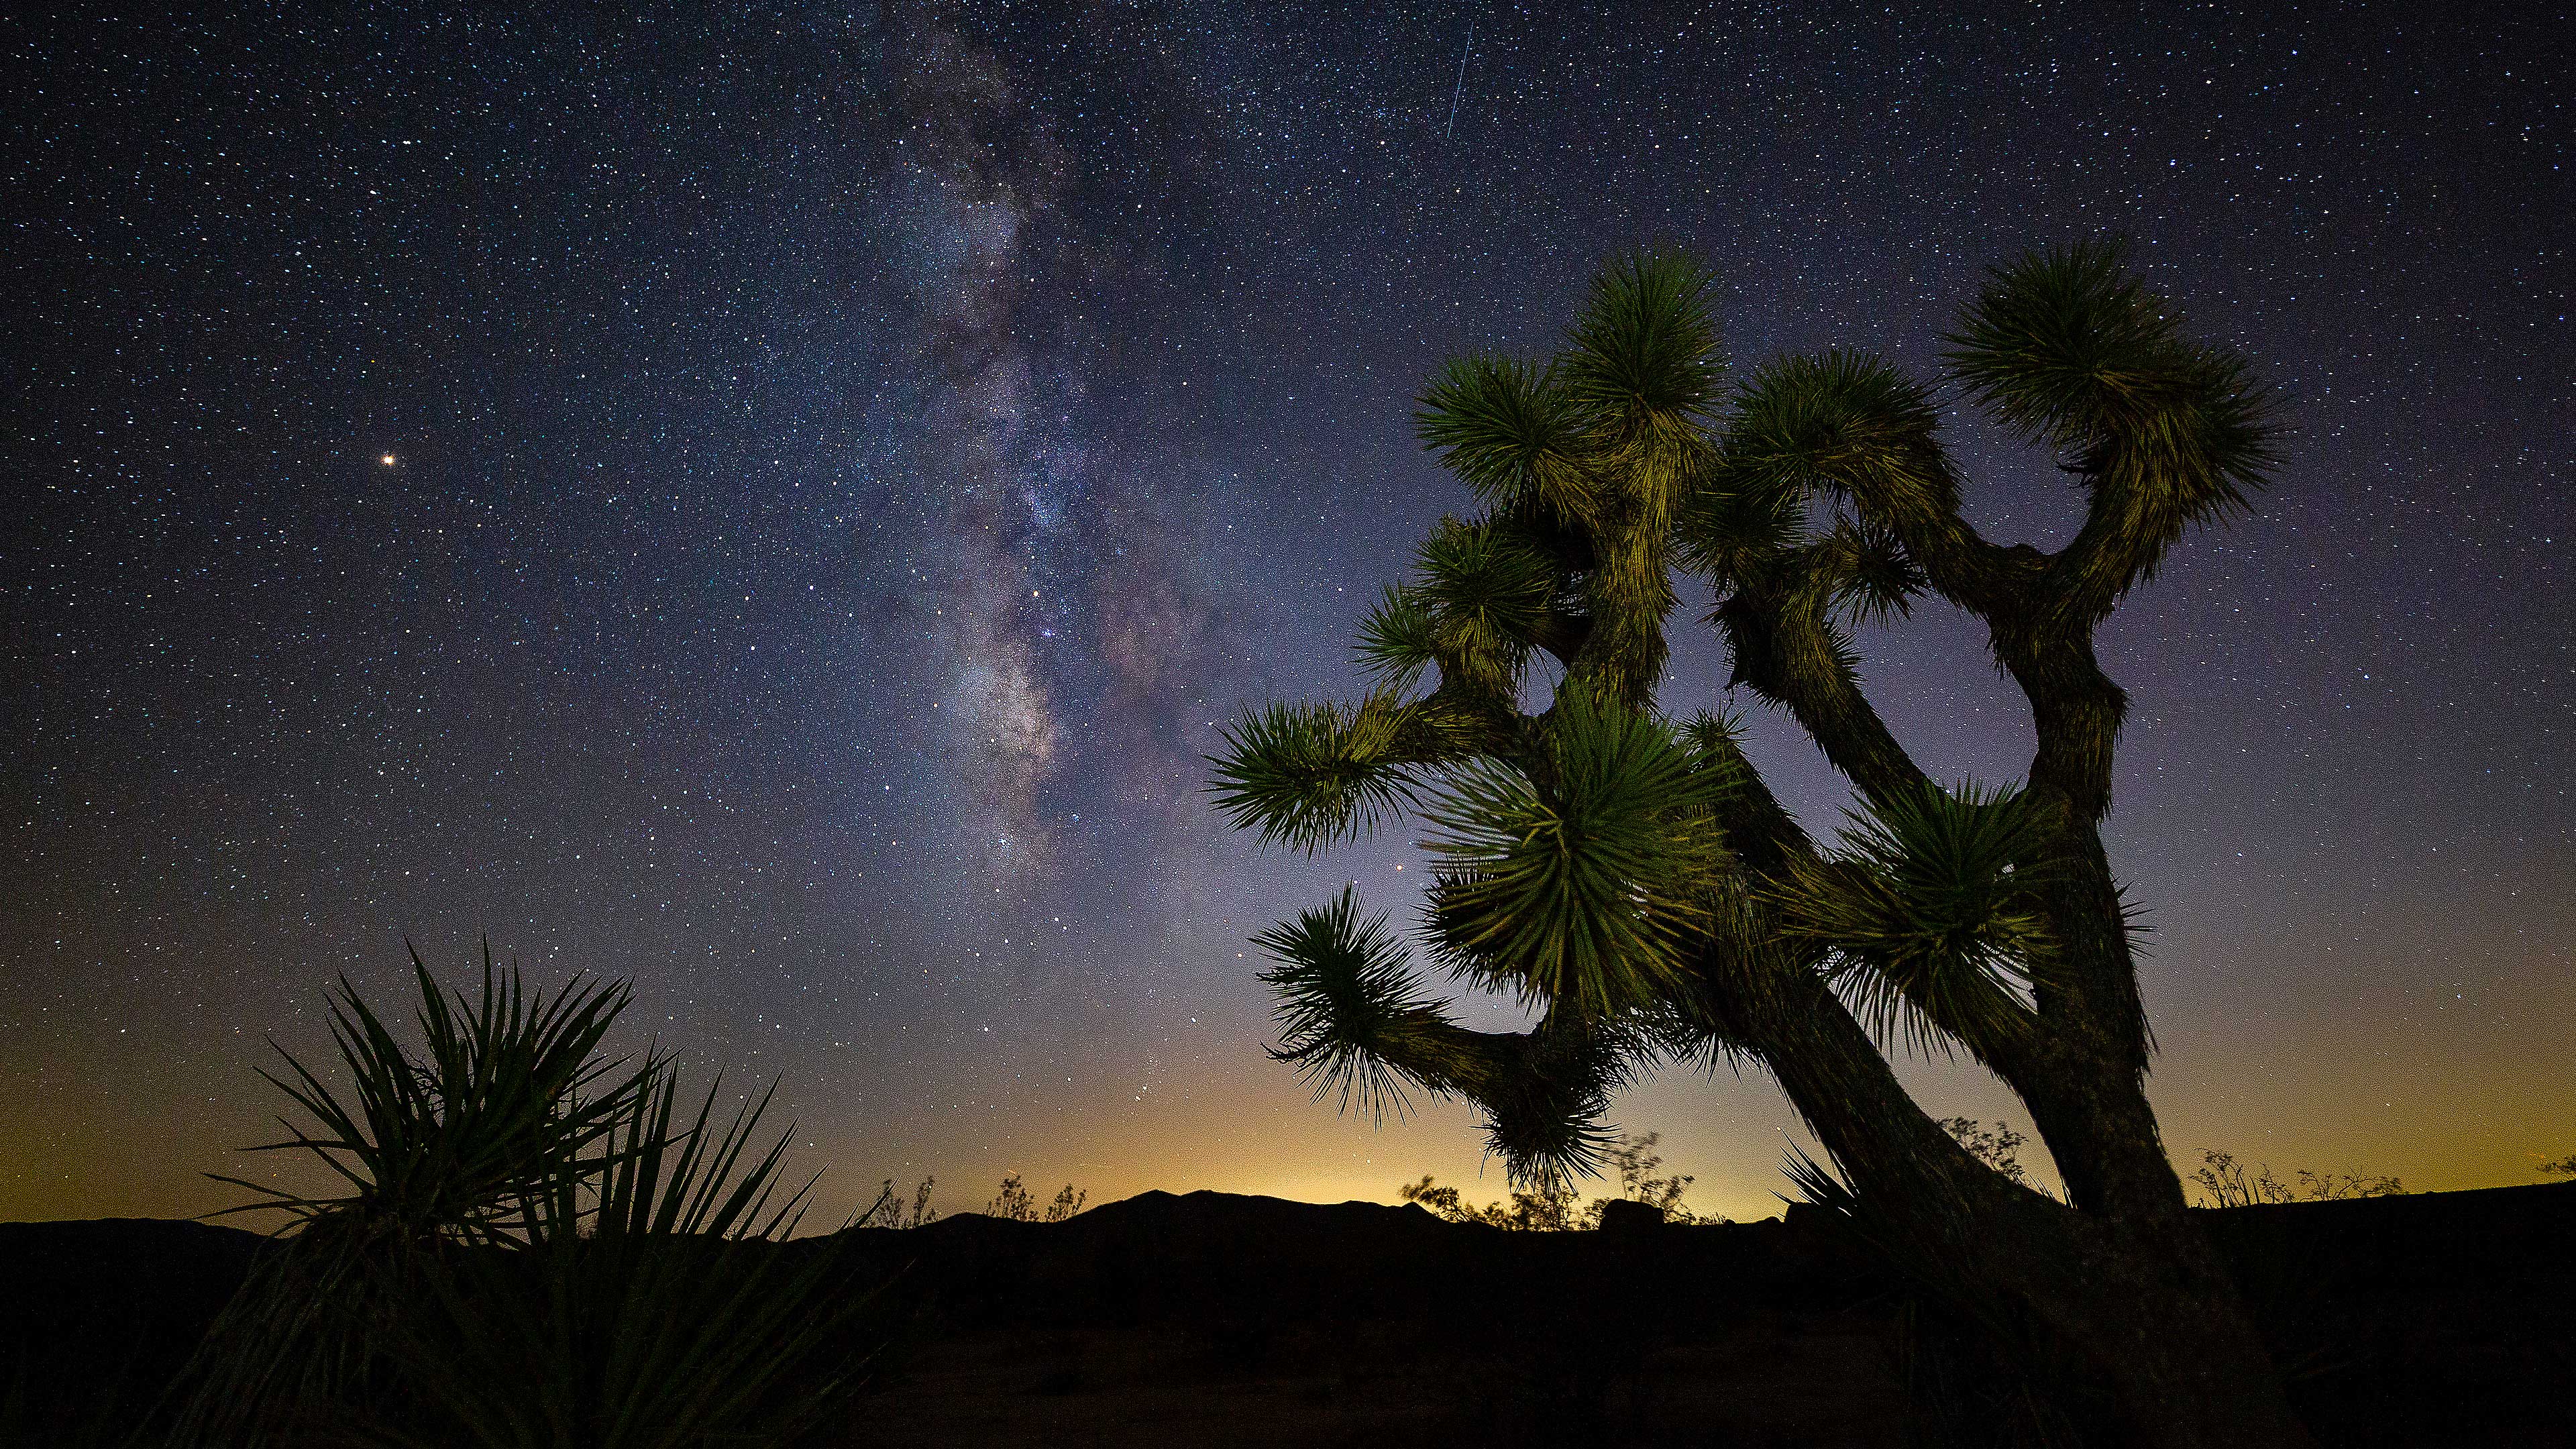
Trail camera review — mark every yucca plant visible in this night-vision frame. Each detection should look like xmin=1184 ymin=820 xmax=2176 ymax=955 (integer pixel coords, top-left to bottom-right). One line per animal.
xmin=342 ymin=1072 xmax=887 ymax=1449
xmin=167 ymin=947 xmax=882 ymax=1449
xmin=168 ymin=946 xmax=654 ymax=1446
xmin=207 ymin=943 xmax=649 ymax=1244
xmin=1208 ymin=243 xmax=2310 ymax=1446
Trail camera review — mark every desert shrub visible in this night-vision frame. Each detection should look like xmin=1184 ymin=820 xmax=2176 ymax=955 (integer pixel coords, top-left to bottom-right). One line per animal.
xmin=982 ymin=1173 xmax=1088 ymax=1222
xmin=2540 ymin=1153 xmax=2575 ymax=1178
xmin=2188 ymin=1149 xmax=2402 ymax=1208
xmin=853 ymin=1177 xmax=940 ymax=1228
xmin=1936 ymin=1117 xmax=2031 ymax=1186
xmin=1400 ymin=1131 xmax=1723 ymax=1228
xmin=1399 ymin=1173 xmax=1582 ymax=1231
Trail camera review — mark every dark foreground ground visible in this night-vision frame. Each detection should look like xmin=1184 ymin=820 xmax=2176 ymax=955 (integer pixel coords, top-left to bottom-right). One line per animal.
xmin=5 ymin=1181 xmax=2571 ymax=1446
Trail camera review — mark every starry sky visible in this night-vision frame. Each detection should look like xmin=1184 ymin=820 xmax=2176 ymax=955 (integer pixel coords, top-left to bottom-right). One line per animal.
xmin=5 ymin=2 xmax=2570 ymax=1226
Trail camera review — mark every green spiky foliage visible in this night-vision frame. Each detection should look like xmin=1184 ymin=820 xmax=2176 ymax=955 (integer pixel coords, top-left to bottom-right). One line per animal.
xmin=207 ymin=943 xmax=649 ymax=1244
xmin=169 ymin=950 xmax=884 ymax=1449
xmin=1419 ymin=688 xmax=1731 ymax=1016
xmin=1771 ymin=782 xmax=2059 ymax=1062
xmin=343 ymin=1073 xmax=885 ymax=1449
xmin=1257 ymin=886 xmax=1450 ymax=1122
xmin=1353 ymin=584 xmax=1439 ymax=692
xmin=171 ymin=948 xmax=658 ymax=1447
xmin=1207 ymin=695 xmax=1422 ymax=853
xmin=1210 ymin=243 xmax=2314 ymax=1444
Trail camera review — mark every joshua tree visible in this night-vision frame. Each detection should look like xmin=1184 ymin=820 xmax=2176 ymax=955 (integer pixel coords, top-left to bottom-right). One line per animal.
xmin=1210 ymin=242 xmax=2306 ymax=1446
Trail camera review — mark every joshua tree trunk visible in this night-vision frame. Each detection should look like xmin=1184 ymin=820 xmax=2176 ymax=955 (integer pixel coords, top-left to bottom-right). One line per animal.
xmin=1211 ymin=243 xmax=2309 ymax=1444
xmin=1745 ymin=963 xmax=2307 ymax=1446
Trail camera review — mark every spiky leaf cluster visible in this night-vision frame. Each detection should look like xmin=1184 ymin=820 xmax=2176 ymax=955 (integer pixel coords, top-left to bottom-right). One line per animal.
xmin=1411 ymin=517 xmax=1558 ymax=691
xmin=1772 ymin=782 xmax=2059 ymax=1059
xmin=1945 ymin=240 xmax=2279 ymax=606
xmin=1678 ymin=708 xmax=1756 ymax=792
xmin=210 ymin=945 xmax=647 ymax=1246
xmin=1946 ymin=240 xmax=2197 ymax=449
xmin=1207 ymin=695 xmax=1416 ymax=853
xmin=1809 ymin=521 xmax=1928 ymax=629
xmin=1675 ymin=466 xmax=1803 ymax=589
xmin=182 ymin=954 xmax=877 ymax=1449
xmin=1470 ymin=1025 xmax=1629 ymax=1190
xmin=1725 ymin=352 xmax=1956 ymax=525
xmin=375 ymin=1061 xmax=877 ymax=1449
xmin=1417 ymin=356 xmax=1591 ymax=519
xmin=1254 ymin=887 xmax=1448 ymax=1122
xmin=1560 ymin=251 xmax=1726 ymax=455
xmin=1353 ymin=584 xmax=1439 ymax=693
xmin=1419 ymin=688 xmax=1731 ymax=1018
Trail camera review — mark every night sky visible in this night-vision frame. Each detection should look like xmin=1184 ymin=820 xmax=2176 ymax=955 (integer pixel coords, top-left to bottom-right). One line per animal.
xmin=5 ymin=3 xmax=2569 ymax=1226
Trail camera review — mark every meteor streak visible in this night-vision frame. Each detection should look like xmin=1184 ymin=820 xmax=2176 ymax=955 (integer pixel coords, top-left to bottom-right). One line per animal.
xmin=1445 ymin=22 xmax=1473 ymax=139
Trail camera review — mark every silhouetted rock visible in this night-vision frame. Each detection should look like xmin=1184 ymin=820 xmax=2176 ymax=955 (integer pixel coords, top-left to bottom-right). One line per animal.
xmin=1595 ymin=1197 xmax=1665 ymax=1234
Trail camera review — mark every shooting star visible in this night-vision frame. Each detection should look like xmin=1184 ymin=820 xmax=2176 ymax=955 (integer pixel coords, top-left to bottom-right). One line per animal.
xmin=1444 ymin=22 xmax=1474 ymax=138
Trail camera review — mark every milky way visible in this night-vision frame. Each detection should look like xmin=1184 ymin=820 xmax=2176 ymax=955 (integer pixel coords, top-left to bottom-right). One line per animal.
xmin=5 ymin=3 xmax=2569 ymax=1224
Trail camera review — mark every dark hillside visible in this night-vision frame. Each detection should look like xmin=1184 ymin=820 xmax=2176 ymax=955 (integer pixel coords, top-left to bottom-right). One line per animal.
xmin=5 ymin=1181 xmax=2569 ymax=1446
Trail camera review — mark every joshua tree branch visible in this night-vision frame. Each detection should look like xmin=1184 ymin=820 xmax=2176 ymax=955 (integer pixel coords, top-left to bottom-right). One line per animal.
xmin=1988 ymin=624 xmax=2129 ymax=824
xmin=1342 ymin=1004 xmax=1634 ymax=1179
xmin=1527 ymin=606 xmax=1594 ymax=668
xmin=1715 ymin=580 xmax=1932 ymax=811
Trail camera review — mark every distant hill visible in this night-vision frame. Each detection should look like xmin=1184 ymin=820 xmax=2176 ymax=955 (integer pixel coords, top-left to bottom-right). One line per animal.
xmin=7 ymin=1181 xmax=2571 ymax=1446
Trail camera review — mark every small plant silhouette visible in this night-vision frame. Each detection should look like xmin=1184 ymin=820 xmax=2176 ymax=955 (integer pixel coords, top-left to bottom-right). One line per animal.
xmin=985 ymin=1173 xmax=1089 ymax=1222
xmin=1936 ymin=1117 xmax=2031 ymax=1186
xmin=855 ymin=1176 xmax=940 ymax=1228
xmin=1401 ymin=1131 xmax=1721 ymax=1228
xmin=2187 ymin=1149 xmax=2402 ymax=1207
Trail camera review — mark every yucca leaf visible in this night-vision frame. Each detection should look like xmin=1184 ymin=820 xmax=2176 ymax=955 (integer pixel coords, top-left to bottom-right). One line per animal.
xmin=1206 ymin=694 xmax=1419 ymax=853
xmin=1782 ymin=1144 xmax=1859 ymax=1220
xmin=178 ymin=949 xmax=665 ymax=1447
xmin=1771 ymin=781 xmax=2059 ymax=1059
xmin=1557 ymin=250 xmax=1725 ymax=449
xmin=1353 ymin=584 xmax=1439 ymax=693
xmin=1254 ymin=886 xmax=1451 ymax=1122
xmin=1724 ymin=351 xmax=1956 ymax=526
xmin=1473 ymin=1029 xmax=1625 ymax=1192
xmin=1809 ymin=519 xmax=1928 ymax=629
xmin=1943 ymin=240 xmax=2281 ymax=607
xmin=1676 ymin=468 xmax=1806 ymax=588
xmin=1413 ymin=515 xmax=1558 ymax=675
xmin=1419 ymin=687 xmax=1731 ymax=1016
xmin=209 ymin=946 xmax=647 ymax=1248
xmin=2057 ymin=340 xmax=2280 ymax=600
xmin=1944 ymin=239 xmax=2186 ymax=450
xmin=350 ymin=1061 xmax=878 ymax=1449
xmin=1679 ymin=708 xmax=1756 ymax=794
xmin=1416 ymin=355 xmax=1594 ymax=517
